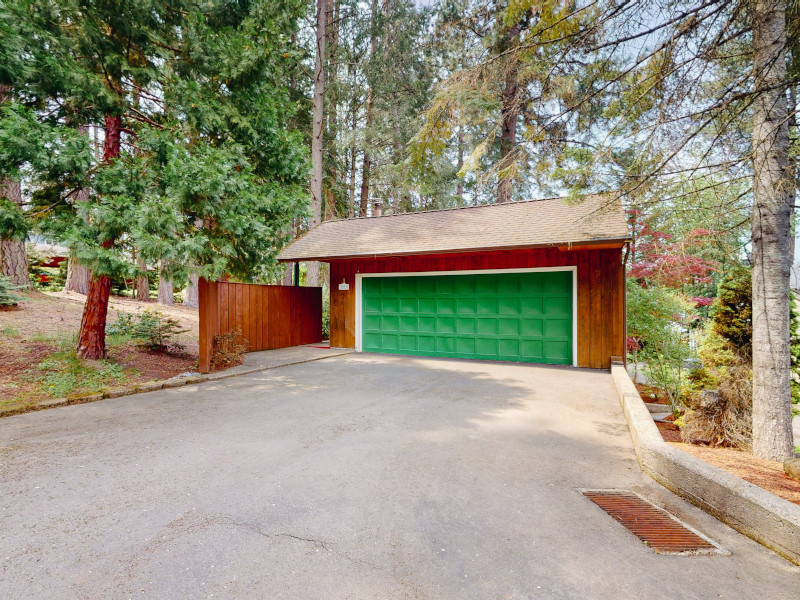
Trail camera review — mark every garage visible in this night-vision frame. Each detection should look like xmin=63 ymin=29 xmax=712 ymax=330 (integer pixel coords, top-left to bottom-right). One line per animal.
xmin=278 ymin=194 xmax=629 ymax=369
xmin=359 ymin=270 xmax=575 ymax=364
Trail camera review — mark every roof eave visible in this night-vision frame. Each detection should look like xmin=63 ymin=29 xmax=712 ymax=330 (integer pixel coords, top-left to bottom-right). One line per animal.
xmin=277 ymin=236 xmax=631 ymax=263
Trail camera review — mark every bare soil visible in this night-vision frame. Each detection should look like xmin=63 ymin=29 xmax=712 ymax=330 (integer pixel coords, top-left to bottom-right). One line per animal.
xmin=635 ymin=382 xmax=671 ymax=405
xmin=669 ymin=442 xmax=800 ymax=506
xmin=0 ymin=290 xmax=199 ymax=412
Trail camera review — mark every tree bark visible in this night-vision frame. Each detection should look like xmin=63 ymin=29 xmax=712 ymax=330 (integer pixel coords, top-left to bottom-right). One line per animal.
xmin=135 ymin=255 xmax=149 ymax=301
xmin=183 ymin=273 xmax=199 ymax=308
xmin=76 ymin=274 xmax=112 ymax=359
xmin=76 ymin=114 xmax=121 ymax=360
xmin=158 ymin=270 xmax=174 ymax=306
xmin=65 ymin=258 xmax=91 ymax=294
xmin=750 ymin=0 xmax=794 ymax=460
xmin=307 ymin=0 xmax=326 ymax=287
xmin=65 ymin=128 xmax=91 ymax=294
xmin=0 ymin=179 xmax=29 ymax=288
xmin=497 ymin=69 xmax=519 ymax=204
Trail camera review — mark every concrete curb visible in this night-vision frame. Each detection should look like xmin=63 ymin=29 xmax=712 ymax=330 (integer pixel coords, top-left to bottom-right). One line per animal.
xmin=611 ymin=364 xmax=800 ymax=565
xmin=0 ymin=350 xmax=352 ymax=419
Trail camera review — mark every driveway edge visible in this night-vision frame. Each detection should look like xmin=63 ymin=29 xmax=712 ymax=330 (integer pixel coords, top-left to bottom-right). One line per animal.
xmin=611 ymin=364 xmax=800 ymax=565
xmin=0 ymin=350 xmax=352 ymax=419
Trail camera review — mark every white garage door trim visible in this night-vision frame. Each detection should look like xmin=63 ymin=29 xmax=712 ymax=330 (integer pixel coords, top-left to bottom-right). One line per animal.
xmin=354 ymin=266 xmax=578 ymax=367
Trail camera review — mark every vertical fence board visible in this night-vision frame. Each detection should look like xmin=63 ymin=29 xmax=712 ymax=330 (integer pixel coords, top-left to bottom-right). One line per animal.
xmin=198 ymin=280 xmax=322 ymax=372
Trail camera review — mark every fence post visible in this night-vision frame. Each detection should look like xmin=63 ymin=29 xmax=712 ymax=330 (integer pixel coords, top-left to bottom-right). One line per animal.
xmin=198 ymin=278 xmax=216 ymax=373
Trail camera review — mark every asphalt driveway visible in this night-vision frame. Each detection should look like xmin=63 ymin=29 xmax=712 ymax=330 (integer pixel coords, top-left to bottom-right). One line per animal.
xmin=1 ymin=353 xmax=798 ymax=599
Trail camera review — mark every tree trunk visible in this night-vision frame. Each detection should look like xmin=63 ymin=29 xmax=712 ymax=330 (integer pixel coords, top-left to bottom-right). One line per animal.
xmin=135 ymin=256 xmax=149 ymax=301
xmin=498 ymin=70 xmax=519 ymax=204
xmin=0 ymin=179 xmax=29 ymax=287
xmin=76 ymin=114 xmax=120 ymax=360
xmin=76 ymin=274 xmax=112 ymax=359
xmin=307 ymin=0 xmax=326 ymax=287
xmin=65 ymin=258 xmax=91 ymax=294
xmin=183 ymin=273 xmax=199 ymax=308
xmin=750 ymin=0 xmax=794 ymax=460
xmin=65 ymin=130 xmax=91 ymax=294
xmin=456 ymin=126 xmax=465 ymax=201
xmin=282 ymin=263 xmax=293 ymax=285
xmin=158 ymin=271 xmax=174 ymax=306
xmin=359 ymin=91 xmax=373 ymax=217
xmin=348 ymin=61 xmax=358 ymax=219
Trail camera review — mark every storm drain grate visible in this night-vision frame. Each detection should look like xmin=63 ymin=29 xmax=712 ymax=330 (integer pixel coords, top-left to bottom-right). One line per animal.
xmin=582 ymin=490 xmax=722 ymax=555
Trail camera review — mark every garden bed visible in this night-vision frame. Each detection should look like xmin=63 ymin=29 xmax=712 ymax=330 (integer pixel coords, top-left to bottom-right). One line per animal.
xmin=0 ymin=290 xmax=198 ymax=414
xmin=650 ymin=417 xmax=800 ymax=507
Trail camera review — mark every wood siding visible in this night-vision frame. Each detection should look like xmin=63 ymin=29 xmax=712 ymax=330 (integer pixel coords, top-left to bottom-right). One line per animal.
xmin=199 ymin=280 xmax=323 ymax=373
xmin=329 ymin=248 xmax=624 ymax=369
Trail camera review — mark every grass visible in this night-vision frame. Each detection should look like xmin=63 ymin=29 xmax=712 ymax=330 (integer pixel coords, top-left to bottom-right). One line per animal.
xmin=1 ymin=326 xmax=20 ymax=336
xmin=12 ymin=332 xmax=140 ymax=402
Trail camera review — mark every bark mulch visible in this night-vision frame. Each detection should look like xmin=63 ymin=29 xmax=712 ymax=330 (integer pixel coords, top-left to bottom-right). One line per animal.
xmin=652 ymin=422 xmax=800 ymax=507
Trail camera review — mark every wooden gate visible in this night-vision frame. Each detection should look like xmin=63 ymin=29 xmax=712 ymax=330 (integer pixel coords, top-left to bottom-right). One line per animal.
xmin=198 ymin=279 xmax=322 ymax=373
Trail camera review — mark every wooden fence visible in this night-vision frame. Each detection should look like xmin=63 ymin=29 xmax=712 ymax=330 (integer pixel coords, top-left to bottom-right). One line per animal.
xmin=198 ymin=279 xmax=323 ymax=373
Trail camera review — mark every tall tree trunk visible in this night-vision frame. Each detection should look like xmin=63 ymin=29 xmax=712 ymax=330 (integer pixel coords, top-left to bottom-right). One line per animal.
xmin=359 ymin=0 xmax=378 ymax=218
xmin=348 ymin=62 xmax=358 ymax=219
xmin=456 ymin=125 xmax=465 ymax=201
xmin=497 ymin=70 xmax=519 ymax=204
xmin=65 ymin=127 xmax=91 ymax=294
xmin=183 ymin=273 xmax=198 ymax=308
xmin=307 ymin=0 xmax=326 ymax=287
xmin=76 ymin=274 xmax=112 ymax=359
xmin=751 ymin=0 xmax=794 ymax=460
xmin=0 ymin=179 xmax=28 ymax=287
xmin=0 ymin=85 xmax=28 ymax=288
xmin=158 ymin=268 xmax=174 ymax=306
xmin=76 ymin=114 xmax=120 ymax=360
xmin=135 ymin=255 xmax=149 ymax=301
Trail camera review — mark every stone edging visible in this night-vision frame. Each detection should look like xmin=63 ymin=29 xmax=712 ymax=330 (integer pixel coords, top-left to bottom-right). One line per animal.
xmin=612 ymin=364 xmax=800 ymax=566
xmin=0 ymin=351 xmax=352 ymax=419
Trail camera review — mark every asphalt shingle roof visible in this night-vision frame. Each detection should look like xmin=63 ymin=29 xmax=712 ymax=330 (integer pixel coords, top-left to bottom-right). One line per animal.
xmin=278 ymin=194 xmax=630 ymax=261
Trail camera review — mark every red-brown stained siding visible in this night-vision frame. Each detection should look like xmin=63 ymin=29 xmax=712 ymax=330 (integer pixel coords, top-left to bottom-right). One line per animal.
xmin=329 ymin=247 xmax=624 ymax=369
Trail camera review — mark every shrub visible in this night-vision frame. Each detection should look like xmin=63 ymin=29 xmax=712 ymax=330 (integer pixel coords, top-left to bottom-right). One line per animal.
xmin=107 ymin=309 xmax=188 ymax=350
xmin=709 ymin=266 xmax=751 ymax=352
xmin=0 ymin=274 xmax=23 ymax=306
xmin=626 ymin=280 xmax=693 ymax=412
xmin=211 ymin=328 xmax=248 ymax=370
xmin=681 ymin=325 xmax=752 ymax=449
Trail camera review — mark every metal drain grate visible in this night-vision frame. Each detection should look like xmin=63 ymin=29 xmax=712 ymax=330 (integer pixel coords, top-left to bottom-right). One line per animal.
xmin=582 ymin=490 xmax=721 ymax=555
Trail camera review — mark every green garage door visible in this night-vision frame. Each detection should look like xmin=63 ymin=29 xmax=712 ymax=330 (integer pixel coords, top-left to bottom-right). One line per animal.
xmin=361 ymin=270 xmax=573 ymax=364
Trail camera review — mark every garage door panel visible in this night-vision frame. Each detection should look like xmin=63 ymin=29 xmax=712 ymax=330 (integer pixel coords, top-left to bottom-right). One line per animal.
xmin=399 ymin=297 xmax=417 ymax=313
xmin=477 ymin=318 xmax=498 ymax=335
xmin=476 ymin=337 xmax=499 ymax=356
xmin=399 ymin=335 xmax=417 ymax=351
xmin=400 ymin=315 xmax=418 ymax=332
xmin=418 ymin=297 xmax=436 ymax=314
xmin=499 ymin=318 xmax=519 ymax=335
xmin=456 ymin=318 xmax=476 ymax=334
xmin=456 ymin=337 xmax=476 ymax=355
xmin=521 ymin=318 xmax=543 ymax=337
xmin=382 ymin=315 xmax=399 ymax=331
xmin=544 ymin=318 xmax=571 ymax=338
xmin=437 ymin=317 xmax=455 ymax=334
xmin=437 ymin=336 xmax=456 ymax=353
xmin=437 ymin=297 xmax=456 ymax=314
xmin=521 ymin=339 xmax=543 ymax=358
xmin=362 ymin=272 xmax=572 ymax=365
xmin=543 ymin=296 xmax=570 ymax=316
xmin=477 ymin=297 xmax=498 ymax=314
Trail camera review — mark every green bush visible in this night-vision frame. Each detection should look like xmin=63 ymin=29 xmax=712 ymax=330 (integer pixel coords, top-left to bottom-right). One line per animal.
xmin=0 ymin=274 xmax=23 ymax=306
xmin=626 ymin=280 xmax=693 ymax=412
xmin=107 ymin=309 xmax=188 ymax=350
xmin=709 ymin=266 xmax=751 ymax=353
